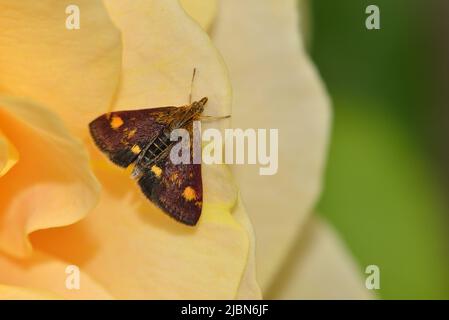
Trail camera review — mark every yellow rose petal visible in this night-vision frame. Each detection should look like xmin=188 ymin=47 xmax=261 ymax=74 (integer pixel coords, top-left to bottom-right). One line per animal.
xmin=213 ymin=0 xmax=331 ymax=290
xmin=0 ymin=284 xmax=62 ymax=300
xmin=0 ymin=0 xmax=122 ymax=136
xmin=0 ymin=96 xmax=100 ymax=257
xmin=32 ymin=161 xmax=249 ymax=299
xmin=103 ymin=0 xmax=239 ymax=237
xmin=28 ymin=0 xmax=257 ymax=299
xmin=0 ymin=251 xmax=113 ymax=299
xmin=234 ymin=197 xmax=262 ymax=299
xmin=265 ymin=217 xmax=373 ymax=299
xmin=0 ymin=131 xmax=19 ymax=177
xmin=104 ymin=0 xmax=231 ymax=125
xmin=180 ymin=0 xmax=218 ymax=31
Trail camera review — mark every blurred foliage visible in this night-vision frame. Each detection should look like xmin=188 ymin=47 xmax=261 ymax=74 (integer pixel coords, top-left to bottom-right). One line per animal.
xmin=310 ymin=0 xmax=449 ymax=298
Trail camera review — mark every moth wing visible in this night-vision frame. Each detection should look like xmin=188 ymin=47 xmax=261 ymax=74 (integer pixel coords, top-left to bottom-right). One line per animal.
xmin=89 ymin=107 xmax=178 ymax=167
xmin=138 ymin=160 xmax=202 ymax=226
xmin=137 ymin=121 xmax=203 ymax=226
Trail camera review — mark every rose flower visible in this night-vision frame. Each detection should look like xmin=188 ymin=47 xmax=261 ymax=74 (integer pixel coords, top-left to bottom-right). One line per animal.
xmin=0 ymin=0 xmax=369 ymax=299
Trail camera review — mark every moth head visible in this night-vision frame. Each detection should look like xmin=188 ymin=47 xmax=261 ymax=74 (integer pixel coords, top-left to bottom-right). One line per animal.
xmin=189 ymin=97 xmax=207 ymax=116
xmin=195 ymin=97 xmax=208 ymax=112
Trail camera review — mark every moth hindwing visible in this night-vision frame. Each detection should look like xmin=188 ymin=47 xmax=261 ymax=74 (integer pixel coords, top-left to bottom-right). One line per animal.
xmin=89 ymin=98 xmax=207 ymax=226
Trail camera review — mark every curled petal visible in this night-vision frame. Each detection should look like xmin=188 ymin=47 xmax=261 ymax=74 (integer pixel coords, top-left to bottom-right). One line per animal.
xmin=0 ymin=131 xmax=18 ymax=177
xmin=32 ymin=160 xmax=251 ymax=299
xmin=234 ymin=197 xmax=262 ymax=299
xmin=0 ymin=284 xmax=62 ymax=300
xmin=103 ymin=0 xmax=231 ymax=125
xmin=212 ymin=0 xmax=331 ymax=289
xmin=0 ymin=96 xmax=100 ymax=257
xmin=0 ymin=0 xmax=122 ymax=136
xmin=0 ymin=251 xmax=112 ymax=299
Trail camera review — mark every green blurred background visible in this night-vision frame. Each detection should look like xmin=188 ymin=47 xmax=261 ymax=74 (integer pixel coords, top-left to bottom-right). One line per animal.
xmin=309 ymin=0 xmax=449 ymax=299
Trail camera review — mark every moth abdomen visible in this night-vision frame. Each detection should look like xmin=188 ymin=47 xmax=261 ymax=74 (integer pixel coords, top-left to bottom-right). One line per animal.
xmin=140 ymin=133 xmax=171 ymax=163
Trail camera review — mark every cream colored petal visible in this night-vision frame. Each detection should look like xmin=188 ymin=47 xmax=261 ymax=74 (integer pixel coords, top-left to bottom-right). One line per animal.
xmin=32 ymin=158 xmax=251 ymax=299
xmin=0 ymin=131 xmax=19 ymax=177
xmin=0 ymin=251 xmax=113 ymax=299
xmin=212 ymin=0 xmax=331 ymax=289
xmin=103 ymin=0 xmax=231 ymax=124
xmin=179 ymin=0 xmax=218 ymax=31
xmin=0 ymin=284 xmax=62 ymax=300
xmin=0 ymin=96 xmax=100 ymax=257
xmin=0 ymin=0 xmax=122 ymax=136
xmin=265 ymin=217 xmax=373 ymax=299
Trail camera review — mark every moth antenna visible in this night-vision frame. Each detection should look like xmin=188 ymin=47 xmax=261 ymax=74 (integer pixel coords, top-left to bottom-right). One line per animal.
xmin=189 ymin=68 xmax=197 ymax=104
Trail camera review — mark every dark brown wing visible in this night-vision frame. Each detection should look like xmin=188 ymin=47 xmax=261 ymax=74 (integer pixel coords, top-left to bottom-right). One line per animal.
xmin=137 ymin=121 xmax=202 ymax=226
xmin=89 ymin=107 xmax=178 ymax=167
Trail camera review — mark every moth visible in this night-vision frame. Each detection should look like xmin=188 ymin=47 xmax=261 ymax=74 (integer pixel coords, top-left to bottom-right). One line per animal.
xmin=89 ymin=70 xmax=228 ymax=226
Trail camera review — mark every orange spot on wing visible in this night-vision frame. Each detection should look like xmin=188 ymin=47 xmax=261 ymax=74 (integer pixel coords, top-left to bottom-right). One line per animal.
xmin=151 ymin=165 xmax=162 ymax=178
xmin=110 ymin=115 xmax=124 ymax=129
xmin=182 ymin=186 xmax=197 ymax=201
xmin=131 ymin=144 xmax=141 ymax=154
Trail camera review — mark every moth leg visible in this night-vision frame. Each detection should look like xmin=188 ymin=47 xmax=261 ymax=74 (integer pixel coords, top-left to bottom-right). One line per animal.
xmin=198 ymin=115 xmax=231 ymax=121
